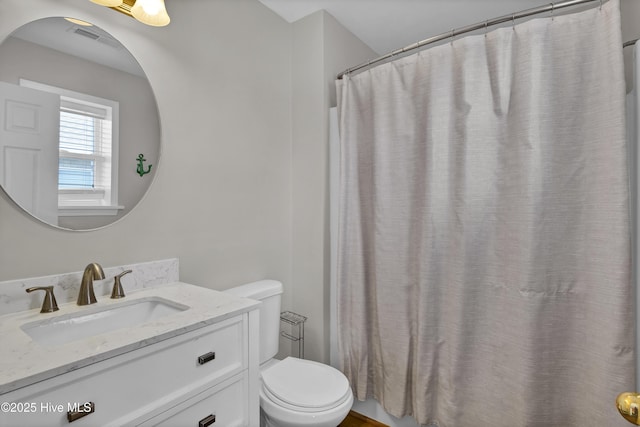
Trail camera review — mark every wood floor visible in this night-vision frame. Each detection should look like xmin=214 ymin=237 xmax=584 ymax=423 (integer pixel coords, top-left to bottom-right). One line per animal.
xmin=339 ymin=411 xmax=389 ymax=427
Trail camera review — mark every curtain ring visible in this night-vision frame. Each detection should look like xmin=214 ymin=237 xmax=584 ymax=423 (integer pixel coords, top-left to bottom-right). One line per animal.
xmin=512 ymin=14 xmax=516 ymax=31
xmin=484 ymin=20 xmax=488 ymax=37
xmin=550 ymin=2 xmax=555 ymax=20
xmin=600 ymin=0 xmax=603 ymax=10
xmin=450 ymin=29 xmax=455 ymax=45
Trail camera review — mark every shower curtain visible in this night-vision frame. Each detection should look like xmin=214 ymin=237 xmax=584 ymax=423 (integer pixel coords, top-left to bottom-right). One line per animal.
xmin=336 ymin=1 xmax=635 ymax=426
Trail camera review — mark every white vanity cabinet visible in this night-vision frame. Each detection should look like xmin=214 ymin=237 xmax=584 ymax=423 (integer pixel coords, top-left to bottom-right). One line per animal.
xmin=0 ymin=309 xmax=260 ymax=427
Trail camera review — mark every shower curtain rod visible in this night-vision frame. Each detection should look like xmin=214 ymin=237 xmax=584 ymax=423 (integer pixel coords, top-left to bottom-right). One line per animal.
xmin=337 ymin=0 xmax=606 ymax=80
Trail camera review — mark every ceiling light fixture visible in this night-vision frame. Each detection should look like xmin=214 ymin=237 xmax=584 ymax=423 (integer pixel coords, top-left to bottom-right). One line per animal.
xmin=89 ymin=0 xmax=170 ymax=27
xmin=131 ymin=0 xmax=170 ymax=27
xmin=90 ymin=0 xmax=124 ymax=6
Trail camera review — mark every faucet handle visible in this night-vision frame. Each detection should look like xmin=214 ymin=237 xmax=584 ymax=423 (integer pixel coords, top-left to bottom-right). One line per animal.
xmin=111 ymin=270 xmax=132 ymax=299
xmin=26 ymin=286 xmax=59 ymax=313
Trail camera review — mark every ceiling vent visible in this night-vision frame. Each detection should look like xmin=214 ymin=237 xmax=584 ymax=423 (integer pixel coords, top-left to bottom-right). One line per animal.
xmin=72 ymin=27 xmax=122 ymax=50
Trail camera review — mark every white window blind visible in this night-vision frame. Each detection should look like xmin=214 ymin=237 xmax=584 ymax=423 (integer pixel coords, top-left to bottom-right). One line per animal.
xmin=59 ymin=110 xmax=100 ymax=190
xmin=58 ymin=98 xmax=113 ymax=208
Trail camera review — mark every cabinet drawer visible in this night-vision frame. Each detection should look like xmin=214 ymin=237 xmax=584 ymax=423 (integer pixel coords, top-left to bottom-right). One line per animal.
xmin=1 ymin=315 xmax=247 ymax=427
xmin=138 ymin=372 xmax=248 ymax=427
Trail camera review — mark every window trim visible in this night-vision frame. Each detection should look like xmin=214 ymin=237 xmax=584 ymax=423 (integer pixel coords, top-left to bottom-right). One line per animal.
xmin=19 ymin=79 xmax=123 ymax=216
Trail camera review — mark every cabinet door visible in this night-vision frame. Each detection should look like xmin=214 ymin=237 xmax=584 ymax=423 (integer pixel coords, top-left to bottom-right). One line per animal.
xmin=0 ymin=315 xmax=247 ymax=427
xmin=138 ymin=372 xmax=248 ymax=427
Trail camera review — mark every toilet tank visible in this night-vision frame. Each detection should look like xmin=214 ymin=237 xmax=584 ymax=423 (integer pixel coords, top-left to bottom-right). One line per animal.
xmin=223 ymin=280 xmax=283 ymax=364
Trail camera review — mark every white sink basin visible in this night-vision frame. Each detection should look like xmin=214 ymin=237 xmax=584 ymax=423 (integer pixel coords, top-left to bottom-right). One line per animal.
xmin=20 ymin=297 xmax=189 ymax=346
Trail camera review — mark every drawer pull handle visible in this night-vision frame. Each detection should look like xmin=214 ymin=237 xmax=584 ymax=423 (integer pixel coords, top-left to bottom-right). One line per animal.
xmin=199 ymin=414 xmax=216 ymax=426
xmin=198 ymin=351 xmax=216 ymax=365
xmin=67 ymin=402 xmax=95 ymax=423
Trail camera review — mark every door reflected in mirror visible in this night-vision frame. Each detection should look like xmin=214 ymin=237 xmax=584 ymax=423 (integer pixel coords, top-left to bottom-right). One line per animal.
xmin=0 ymin=17 xmax=160 ymax=230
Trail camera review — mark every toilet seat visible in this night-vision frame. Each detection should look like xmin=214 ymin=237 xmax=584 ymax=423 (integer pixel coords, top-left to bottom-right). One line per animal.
xmin=261 ymin=357 xmax=351 ymax=413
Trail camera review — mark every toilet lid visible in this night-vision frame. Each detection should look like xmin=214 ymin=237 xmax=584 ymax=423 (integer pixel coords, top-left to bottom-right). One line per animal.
xmin=261 ymin=357 xmax=351 ymax=411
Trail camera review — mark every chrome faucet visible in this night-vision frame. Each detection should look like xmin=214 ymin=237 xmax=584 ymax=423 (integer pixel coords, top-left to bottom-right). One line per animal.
xmin=77 ymin=263 xmax=105 ymax=305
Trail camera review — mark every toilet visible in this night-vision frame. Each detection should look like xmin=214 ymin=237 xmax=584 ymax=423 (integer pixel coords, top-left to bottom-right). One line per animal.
xmin=224 ymin=280 xmax=353 ymax=427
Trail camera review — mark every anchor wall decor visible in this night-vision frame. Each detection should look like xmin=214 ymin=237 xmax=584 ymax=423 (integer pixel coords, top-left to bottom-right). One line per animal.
xmin=136 ymin=154 xmax=152 ymax=177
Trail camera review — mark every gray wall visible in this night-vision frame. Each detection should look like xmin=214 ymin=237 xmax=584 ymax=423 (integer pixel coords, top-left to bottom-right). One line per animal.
xmin=291 ymin=11 xmax=375 ymax=362
xmin=0 ymin=0 xmax=375 ymax=363
xmin=0 ymin=0 xmax=293 ymax=297
xmin=7 ymin=0 xmax=629 ymax=371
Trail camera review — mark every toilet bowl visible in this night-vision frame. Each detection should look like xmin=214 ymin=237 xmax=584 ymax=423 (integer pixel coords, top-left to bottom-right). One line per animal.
xmin=260 ymin=357 xmax=354 ymax=427
xmin=224 ymin=280 xmax=353 ymax=427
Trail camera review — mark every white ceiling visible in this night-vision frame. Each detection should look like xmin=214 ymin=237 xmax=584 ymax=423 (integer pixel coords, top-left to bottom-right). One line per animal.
xmin=9 ymin=17 xmax=144 ymax=77
xmin=257 ymin=0 xmax=592 ymax=55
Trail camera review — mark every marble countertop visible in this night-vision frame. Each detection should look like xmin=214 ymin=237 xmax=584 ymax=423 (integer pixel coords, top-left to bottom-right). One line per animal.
xmin=0 ymin=282 xmax=260 ymax=395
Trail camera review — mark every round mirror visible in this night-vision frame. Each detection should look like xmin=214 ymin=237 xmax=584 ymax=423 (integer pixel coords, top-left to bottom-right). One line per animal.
xmin=0 ymin=17 xmax=160 ymax=231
